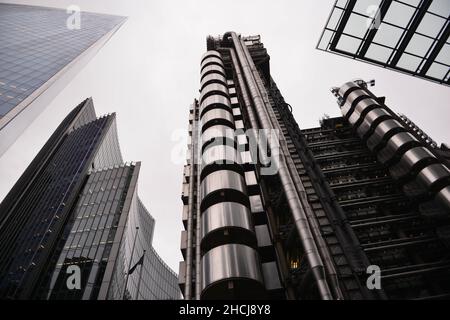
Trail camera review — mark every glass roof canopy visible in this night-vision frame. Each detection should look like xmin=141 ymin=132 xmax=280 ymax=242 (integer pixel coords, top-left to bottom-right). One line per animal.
xmin=317 ymin=0 xmax=450 ymax=86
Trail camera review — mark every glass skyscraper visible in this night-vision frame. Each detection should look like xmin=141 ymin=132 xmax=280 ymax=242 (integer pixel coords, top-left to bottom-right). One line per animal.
xmin=317 ymin=0 xmax=450 ymax=86
xmin=0 ymin=3 xmax=126 ymax=156
xmin=0 ymin=98 xmax=179 ymax=300
xmin=179 ymin=32 xmax=450 ymax=300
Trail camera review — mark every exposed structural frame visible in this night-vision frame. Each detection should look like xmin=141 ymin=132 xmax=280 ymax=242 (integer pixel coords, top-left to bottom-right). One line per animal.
xmin=180 ymin=31 xmax=450 ymax=300
xmin=332 ymin=80 xmax=450 ymax=212
xmin=180 ymin=32 xmax=349 ymax=300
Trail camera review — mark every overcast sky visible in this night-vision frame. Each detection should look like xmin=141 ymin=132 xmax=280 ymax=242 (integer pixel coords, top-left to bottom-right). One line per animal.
xmin=0 ymin=0 xmax=449 ymax=272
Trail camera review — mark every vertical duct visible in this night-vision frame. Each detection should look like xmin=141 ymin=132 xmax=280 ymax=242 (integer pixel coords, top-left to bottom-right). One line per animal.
xmin=223 ymin=32 xmax=334 ymax=300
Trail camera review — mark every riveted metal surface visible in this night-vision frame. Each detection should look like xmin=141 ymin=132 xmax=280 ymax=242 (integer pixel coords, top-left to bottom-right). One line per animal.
xmin=202 ymin=145 xmax=240 ymax=167
xmin=356 ymin=108 xmax=391 ymax=138
xmin=201 ymin=108 xmax=234 ymax=130
xmin=348 ymin=97 xmax=379 ymax=126
xmin=389 ymin=146 xmax=435 ymax=180
xmin=201 ymin=244 xmax=263 ymax=290
xmin=377 ymin=132 xmax=418 ymax=164
xmin=415 ymin=163 xmax=450 ymax=189
xmin=201 ymin=170 xmax=247 ymax=202
xmin=366 ymin=119 xmax=403 ymax=151
xmin=201 ymin=202 xmax=253 ymax=239
xmin=200 ymin=95 xmax=231 ymax=115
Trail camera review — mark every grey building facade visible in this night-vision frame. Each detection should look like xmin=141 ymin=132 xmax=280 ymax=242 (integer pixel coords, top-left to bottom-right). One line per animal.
xmin=0 ymin=3 xmax=126 ymax=156
xmin=0 ymin=98 xmax=179 ymax=300
xmin=179 ymin=32 xmax=450 ymax=300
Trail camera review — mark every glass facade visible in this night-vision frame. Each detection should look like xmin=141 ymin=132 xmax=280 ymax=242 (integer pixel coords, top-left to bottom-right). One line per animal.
xmin=0 ymin=3 xmax=125 ymax=155
xmin=46 ymin=164 xmax=138 ymax=300
xmin=0 ymin=99 xmax=112 ymax=299
xmin=45 ymin=164 xmax=178 ymax=300
xmin=107 ymin=194 xmax=179 ymax=300
xmin=0 ymin=98 xmax=179 ymax=300
xmin=317 ymin=0 xmax=450 ymax=86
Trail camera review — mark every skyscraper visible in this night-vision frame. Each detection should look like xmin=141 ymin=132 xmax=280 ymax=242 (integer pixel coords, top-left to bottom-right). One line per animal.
xmin=317 ymin=0 xmax=450 ymax=86
xmin=179 ymin=32 xmax=450 ymax=300
xmin=0 ymin=98 xmax=179 ymax=300
xmin=0 ymin=3 xmax=126 ymax=156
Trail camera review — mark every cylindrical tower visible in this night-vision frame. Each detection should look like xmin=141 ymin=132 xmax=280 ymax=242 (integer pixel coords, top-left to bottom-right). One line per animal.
xmin=198 ymin=50 xmax=265 ymax=299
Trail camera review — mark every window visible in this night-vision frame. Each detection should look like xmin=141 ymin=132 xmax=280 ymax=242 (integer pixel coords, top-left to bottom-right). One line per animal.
xmin=244 ymin=171 xmax=257 ymax=186
xmin=384 ymin=1 xmax=415 ymax=28
xmin=417 ymin=13 xmax=446 ymax=38
xmin=405 ymin=34 xmax=434 ymax=56
xmin=397 ymin=53 xmax=422 ymax=71
xmin=336 ymin=34 xmax=362 ymax=54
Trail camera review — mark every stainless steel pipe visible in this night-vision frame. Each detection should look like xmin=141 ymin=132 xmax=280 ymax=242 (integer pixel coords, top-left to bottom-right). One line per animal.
xmin=225 ymin=31 xmax=334 ymax=300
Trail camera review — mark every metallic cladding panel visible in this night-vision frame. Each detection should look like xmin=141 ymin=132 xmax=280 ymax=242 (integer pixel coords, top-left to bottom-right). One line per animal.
xmin=415 ymin=163 xmax=450 ymax=189
xmin=200 ymin=95 xmax=231 ymax=114
xmin=198 ymin=48 xmax=263 ymax=299
xmin=436 ymin=186 xmax=450 ymax=210
xmin=201 ymin=56 xmax=224 ymax=70
xmin=377 ymin=132 xmax=418 ymax=164
xmin=348 ymin=98 xmax=379 ymax=126
xmin=200 ymin=65 xmax=226 ymax=79
xmin=356 ymin=108 xmax=391 ymax=138
xmin=200 ymin=108 xmax=235 ymax=130
xmin=255 ymin=225 xmax=272 ymax=248
xmin=200 ymin=73 xmax=228 ymax=89
xmin=201 ymin=125 xmax=235 ymax=149
xmin=202 ymin=145 xmax=241 ymax=167
xmin=200 ymin=170 xmax=247 ymax=202
xmin=340 ymin=89 xmax=368 ymax=118
xmin=366 ymin=119 xmax=403 ymax=151
xmin=199 ymin=83 xmax=229 ymax=103
xmin=201 ymin=202 xmax=254 ymax=239
xmin=201 ymin=50 xmax=222 ymax=62
xmin=389 ymin=146 xmax=436 ymax=180
xmin=201 ymin=244 xmax=263 ymax=290
xmin=338 ymin=81 xmax=360 ymax=98
xmin=261 ymin=262 xmax=282 ymax=290
xmin=180 ymin=230 xmax=188 ymax=251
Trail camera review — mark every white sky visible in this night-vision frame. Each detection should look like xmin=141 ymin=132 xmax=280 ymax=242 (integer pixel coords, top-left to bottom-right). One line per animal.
xmin=0 ymin=0 xmax=449 ymax=272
